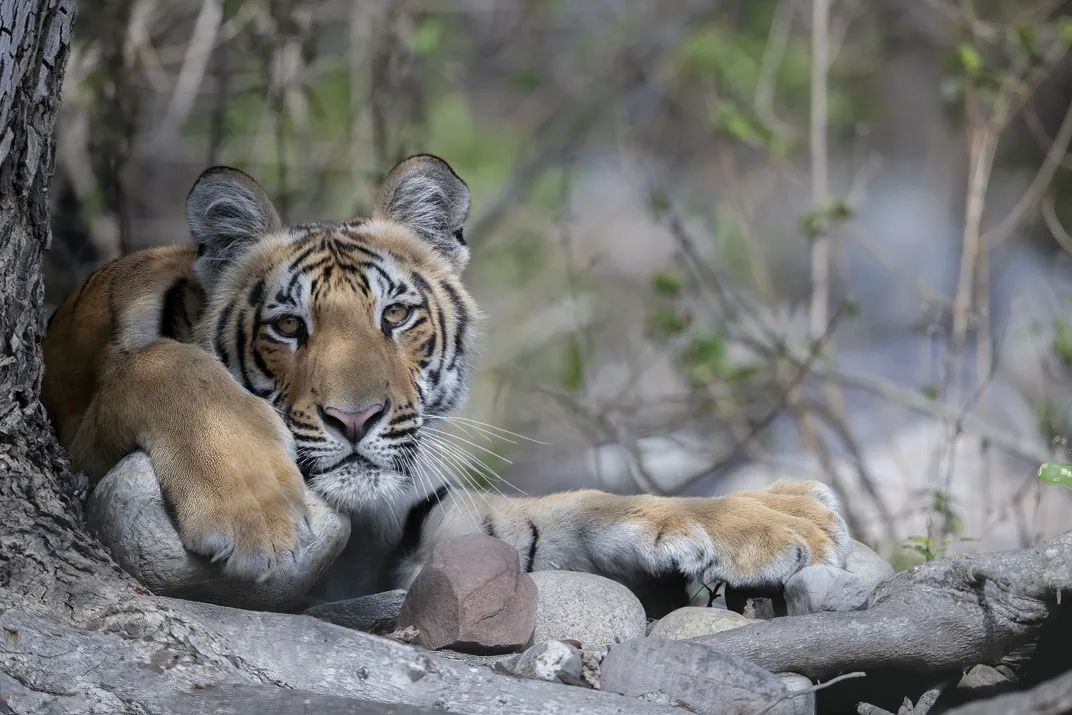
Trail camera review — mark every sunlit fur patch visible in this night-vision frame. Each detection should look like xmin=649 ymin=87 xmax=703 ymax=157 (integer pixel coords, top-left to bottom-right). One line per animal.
xmin=193 ymin=218 xmax=481 ymax=512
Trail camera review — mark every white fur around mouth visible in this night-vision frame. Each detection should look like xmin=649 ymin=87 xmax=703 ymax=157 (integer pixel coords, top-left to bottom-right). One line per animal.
xmin=306 ymin=460 xmax=412 ymax=513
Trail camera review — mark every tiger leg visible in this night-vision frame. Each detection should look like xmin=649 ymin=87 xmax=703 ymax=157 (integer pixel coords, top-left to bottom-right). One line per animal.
xmin=398 ymin=480 xmax=850 ymax=590
xmin=69 ymin=338 xmax=309 ymax=580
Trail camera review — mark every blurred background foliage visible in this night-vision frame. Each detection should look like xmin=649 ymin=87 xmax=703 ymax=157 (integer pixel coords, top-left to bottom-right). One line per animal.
xmin=49 ymin=0 xmax=1072 ymax=567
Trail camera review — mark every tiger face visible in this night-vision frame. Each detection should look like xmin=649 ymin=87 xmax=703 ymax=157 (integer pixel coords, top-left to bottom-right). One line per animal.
xmin=187 ymin=155 xmax=479 ymax=512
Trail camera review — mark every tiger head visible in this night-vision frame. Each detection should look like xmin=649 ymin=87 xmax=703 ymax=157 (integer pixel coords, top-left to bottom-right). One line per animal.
xmin=186 ymin=155 xmax=480 ymax=513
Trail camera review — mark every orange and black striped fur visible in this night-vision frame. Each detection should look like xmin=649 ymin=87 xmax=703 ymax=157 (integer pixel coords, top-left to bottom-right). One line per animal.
xmin=43 ymin=155 xmax=851 ymax=601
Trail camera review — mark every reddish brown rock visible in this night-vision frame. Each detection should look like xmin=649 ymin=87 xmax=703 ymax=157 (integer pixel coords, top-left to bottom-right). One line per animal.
xmin=397 ymin=533 xmax=537 ymax=654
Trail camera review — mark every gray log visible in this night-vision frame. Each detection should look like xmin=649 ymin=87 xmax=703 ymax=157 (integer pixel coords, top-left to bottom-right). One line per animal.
xmin=690 ymin=530 xmax=1072 ymax=679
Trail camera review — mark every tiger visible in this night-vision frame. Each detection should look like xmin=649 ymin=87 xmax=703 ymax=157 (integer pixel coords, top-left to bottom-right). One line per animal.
xmin=42 ymin=154 xmax=851 ymax=607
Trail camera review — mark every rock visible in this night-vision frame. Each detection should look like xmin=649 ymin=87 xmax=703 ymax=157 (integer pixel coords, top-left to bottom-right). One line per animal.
xmin=845 ymin=540 xmax=894 ymax=594
xmin=724 ymin=586 xmax=786 ymax=619
xmin=85 ymin=451 xmax=350 ymax=612
xmin=648 ymin=607 xmax=751 ymax=639
xmin=396 ymin=533 xmax=537 ymax=654
xmin=784 ymin=565 xmax=869 ymax=616
xmin=304 ymin=590 xmax=406 ymax=633
xmin=957 ymin=664 xmax=1015 ymax=693
xmin=778 ymin=674 xmax=816 ymax=715
xmin=529 ymin=571 xmax=646 ymax=647
xmin=505 ymin=641 xmax=585 ymax=685
xmin=600 ymin=637 xmax=794 ymax=715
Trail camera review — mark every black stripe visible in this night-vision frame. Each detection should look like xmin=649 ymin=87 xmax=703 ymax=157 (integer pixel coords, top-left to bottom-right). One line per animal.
xmin=214 ymin=302 xmax=234 ymax=365
xmin=441 ymin=282 xmax=468 ymax=370
xmin=483 ymin=516 xmax=498 ymax=539
xmin=400 ymin=485 xmax=450 ymax=556
xmin=525 ymin=521 xmax=539 ymax=572
xmin=381 ymin=425 xmax=419 ymax=440
xmin=248 ymin=278 xmax=265 ymax=307
xmin=159 ymin=279 xmax=188 ymax=338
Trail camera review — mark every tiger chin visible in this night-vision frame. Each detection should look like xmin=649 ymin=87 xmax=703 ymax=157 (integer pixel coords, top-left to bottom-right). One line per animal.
xmin=42 ymin=153 xmax=852 ymax=603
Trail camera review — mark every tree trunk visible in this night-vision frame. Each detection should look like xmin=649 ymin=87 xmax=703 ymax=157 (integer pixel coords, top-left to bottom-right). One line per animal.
xmin=0 ymin=0 xmax=121 ymax=605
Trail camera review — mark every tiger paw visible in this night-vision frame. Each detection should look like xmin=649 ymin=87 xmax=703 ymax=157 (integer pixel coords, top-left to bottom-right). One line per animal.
xmin=662 ymin=480 xmax=851 ymax=589
xmin=86 ymin=451 xmax=350 ymax=610
xmin=159 ymin=431 xmax=312 ymax=581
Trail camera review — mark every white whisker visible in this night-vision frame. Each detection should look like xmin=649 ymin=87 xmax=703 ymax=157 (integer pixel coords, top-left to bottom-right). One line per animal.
xmin=427 ymin=415 xmax=549 ymax=445
xmin=423 ymin=434 xmax=529 ymax=498
xmin=424 ymin=427 xmax=515 ymax=464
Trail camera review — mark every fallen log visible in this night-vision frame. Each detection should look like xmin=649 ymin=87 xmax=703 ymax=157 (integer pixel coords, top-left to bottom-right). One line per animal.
xmin=0 ymin=591 xmax=681 ymax=715
xmin=691 ymin=531 xmax=1072 ymax=680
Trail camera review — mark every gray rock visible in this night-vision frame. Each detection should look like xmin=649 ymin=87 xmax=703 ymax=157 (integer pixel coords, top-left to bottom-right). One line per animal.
xmin=957 ymin=664 xmax=1015 ymax=692
xmin=648 ymin=607 xmax=751 ymax=639
xmin=529 ymin=571 xmax=647 ymax=647
xmin=784 ymin=565 xmax=869 ymax=616
xmin=600 ymin=637 xmax=794 ymax=715
xmin=397 ymin=533 xmax=537 ymax=654
xmin=85 ymin=451 xmax=350 ymax=612
xmin=724 ymin=587 xmax=786 ymax=619
xmin=845 ymin=540 xmax=895 ymax=594
xmin=507 ymin=641 xmax=585 ymax=685
xmin=304 ymin=589 xmax=406 ymax=633
xmin=777 ymin=674 xmax=816 ymax=715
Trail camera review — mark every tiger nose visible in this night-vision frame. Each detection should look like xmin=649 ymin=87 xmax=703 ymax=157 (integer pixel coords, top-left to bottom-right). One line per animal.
xmin=320 ymin=402 xmax=388 ymax=445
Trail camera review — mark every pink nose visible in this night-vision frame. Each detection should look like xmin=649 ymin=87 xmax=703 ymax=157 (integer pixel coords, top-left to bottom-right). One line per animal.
xmin=321 ymin=403 xmax=387 ymax=445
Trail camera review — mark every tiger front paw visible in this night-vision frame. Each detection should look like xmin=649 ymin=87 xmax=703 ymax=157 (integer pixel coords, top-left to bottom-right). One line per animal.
xmin=661 ymin=480 xmax=851 ymax=589
xmin=154 ymin=403 xmax=311 ymax=581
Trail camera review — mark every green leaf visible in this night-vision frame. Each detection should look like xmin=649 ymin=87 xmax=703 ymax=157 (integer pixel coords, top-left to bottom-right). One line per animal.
xmin=509 ymin=68 xmax=543 ymax=93
xmin=681 ymin=332 xmax=726 ymax=368
xmin=956 ymin=42 xmax=982 ymax=73
xmin=921 ymin=385 xmax=939 ymax=401
xmin=649 ymin=306 xmax=690 ymax=339
xmin=1038 ymin=462 xmax=1072 ymax=489
xmin=828 ymin=197 xmax=853 ymax=220
xmin=411 ymin=19 xmax=444 ymax=56
xmin=560 ymin=336 xmax=585 ymax=392
xmin=1058 ymin=17 xmax=1072 ymax=46
xmin=652 ymin=271 xmax=685 ymax=297
xmin=800 ymin=209 xmax=826 ymax=240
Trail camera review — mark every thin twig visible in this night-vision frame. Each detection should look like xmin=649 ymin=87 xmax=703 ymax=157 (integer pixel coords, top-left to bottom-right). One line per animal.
xmin=983 ymin=99 xmax=1072 ymax=249
xmin=756 ymin=671 xmax=867 ymax=715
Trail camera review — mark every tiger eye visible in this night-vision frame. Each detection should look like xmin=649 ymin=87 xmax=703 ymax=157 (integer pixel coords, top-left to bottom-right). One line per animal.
xmin=272 ymin=315 xmax=304 ymax=338
xmin=382 ymin=303 xmax=412 ymax=326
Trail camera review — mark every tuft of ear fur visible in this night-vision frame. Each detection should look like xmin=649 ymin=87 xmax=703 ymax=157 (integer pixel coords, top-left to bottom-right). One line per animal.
xmin=373 ymin=154 xmax=471 ymax=270
xmin=187 ymin=166 xmax=282 ymax=287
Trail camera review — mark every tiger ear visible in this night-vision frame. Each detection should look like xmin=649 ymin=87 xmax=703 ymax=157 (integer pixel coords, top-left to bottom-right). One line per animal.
xmin=186 ymin=166 xmax=282 ymax=287
xmin=373 ymin=154 xmax=471 ymax=270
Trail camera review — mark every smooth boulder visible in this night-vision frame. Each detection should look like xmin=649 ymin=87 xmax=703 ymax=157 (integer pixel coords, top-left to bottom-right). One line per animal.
xmin=396 ymin=533 xmax=537 ymax=654
xmin=529 ymin=570 xmax=647 ymax=647
xmin=648 ymin=607 xmax=751 ymax=639
xmin=784 ymin=565 xmax=869 ymax=616
xmin=844 ymin=540 xmax=895 ymax=594
xmin=86 ymin=451 xmax=351 ymax=612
